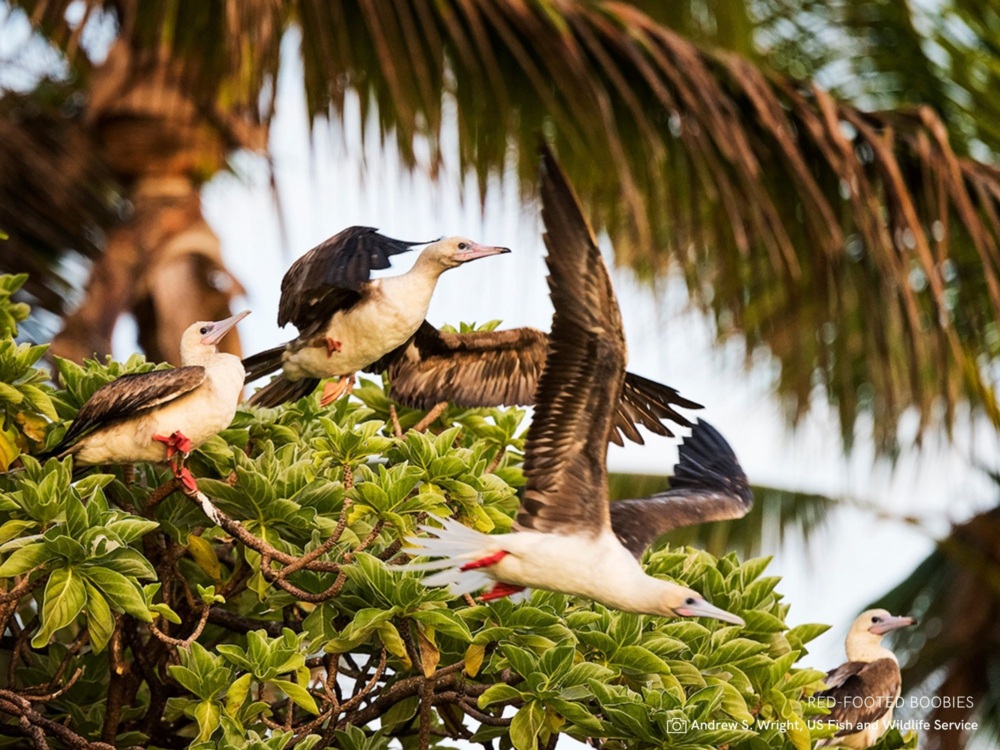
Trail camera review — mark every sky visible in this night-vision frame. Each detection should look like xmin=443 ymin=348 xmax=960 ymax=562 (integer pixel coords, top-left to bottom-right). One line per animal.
xmin=160 ymin=34 xmax=1000 ymax=680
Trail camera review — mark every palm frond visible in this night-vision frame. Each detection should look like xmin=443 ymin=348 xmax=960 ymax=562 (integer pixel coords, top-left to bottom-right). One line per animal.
xmin=5 ymin=0 xmax=1000 ymax=448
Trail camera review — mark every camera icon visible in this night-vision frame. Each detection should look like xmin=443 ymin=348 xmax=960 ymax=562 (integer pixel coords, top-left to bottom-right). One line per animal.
xmin=664 ymin=718 xmax=688 ymax=734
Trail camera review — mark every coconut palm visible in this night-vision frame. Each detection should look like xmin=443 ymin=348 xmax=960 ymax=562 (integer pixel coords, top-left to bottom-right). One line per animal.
xmin=1 ymin=0 xmax=999 ymax=452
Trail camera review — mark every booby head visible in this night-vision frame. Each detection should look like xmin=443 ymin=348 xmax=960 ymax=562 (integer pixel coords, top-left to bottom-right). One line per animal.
xmin=664 ymin=584 xmax=746 ymax=626
xmin=845 ymin=608 xmax=916 ymax=659
xmin=419 ymin=236 xmax=511 ymax=269
xmin=180 ymin=310 xmax=251 ymax=363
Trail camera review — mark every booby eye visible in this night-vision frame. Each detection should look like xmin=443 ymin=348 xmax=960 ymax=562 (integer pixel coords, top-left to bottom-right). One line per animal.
xmin=685 ymin=597 xmax=697 ymax=606
xmin=199 ymin=326 xmax=210 ymax=335
xmin=458 ymin=242 xmax=468 ymax=250
xmin=871 ymin=616 xmax=881 ymax=624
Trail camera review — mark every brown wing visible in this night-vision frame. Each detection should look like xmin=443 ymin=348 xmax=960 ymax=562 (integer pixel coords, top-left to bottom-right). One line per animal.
xmin=50 ymin=367 xmax=207 ymax=453
xmin=371 ymin=322 xmax=701 ymax=444
xmin=369 ymin=322 xmax=549 ymax=410
xmin=817 ymin=658 xmax=901 ymax=736
xmin=515 ymin=146 xmax=626 ymax=535
xmin=278 ymin=226 xmax=431 ymax=332
xmin=611 ymin=420 xmax=753 ymax=557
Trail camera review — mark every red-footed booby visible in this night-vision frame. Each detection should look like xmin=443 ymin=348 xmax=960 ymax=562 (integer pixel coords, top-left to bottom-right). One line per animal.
xmin=403 ymin=147 xmax=744 ymax=626
xmin=41 ymin=311 xmax=249 ymax=490
xmin=243 ymin=228 xmax=509 ymax=407
xmin=816 ymin=609 xmax=916 ymax=748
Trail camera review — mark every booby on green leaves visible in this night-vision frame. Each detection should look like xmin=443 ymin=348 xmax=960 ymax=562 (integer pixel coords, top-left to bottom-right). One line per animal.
xmin=816 ymin=609 xmax=917 ymax=748
xmin=242 ymin=228 xmax=509 ymax=407
xmin=41 ymin=311 xmax=249 ymax=490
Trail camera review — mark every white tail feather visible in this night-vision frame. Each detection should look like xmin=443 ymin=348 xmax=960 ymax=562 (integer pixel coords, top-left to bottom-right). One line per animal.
xmin=398 ymin=518 xmax=501 ymax=596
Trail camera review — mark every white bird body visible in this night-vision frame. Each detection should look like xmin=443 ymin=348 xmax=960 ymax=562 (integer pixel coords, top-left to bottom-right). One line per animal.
xmin=414 ymin=522 xmax=694 ymax=615
xmin=71 ymin=354 xmax=245 ymax=465
xmin=281 ymin=262 xmax=440 ymax=380
xmin=48 ymin=312 xmax=249 ymax=478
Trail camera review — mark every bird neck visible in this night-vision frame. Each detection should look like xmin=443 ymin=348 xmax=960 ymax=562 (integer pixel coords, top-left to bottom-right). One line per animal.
xmin=410 ymin=247 xmax=451 ymax=281
xmin=845 ymin=635 xmax=897 ymax=664
xmin=181 ymin=348 xmax=239 ymax=369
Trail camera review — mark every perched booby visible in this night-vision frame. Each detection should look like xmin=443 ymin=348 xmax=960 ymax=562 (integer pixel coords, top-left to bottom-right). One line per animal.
xmin=364 ymin=322 xmax=701 ymax=445
xmin=243 ymin=228 xmax=509 ymax=407
xmin=403 ymin=147 xmax=744 ymax=626
xmin=41 ymin=312 xmax=249 ymax=490
xmin=816 ymin=609 xmax=917 ymax=748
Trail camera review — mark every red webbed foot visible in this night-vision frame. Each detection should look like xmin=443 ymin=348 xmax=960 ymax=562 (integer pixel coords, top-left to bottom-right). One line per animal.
xmin=177 ymin=467 xmax=198 ymax=493
xmin=319 ymin=375 xmax=356 ymax=406
xmin=480 ymin=582 xmax=526 ymax=602
xmin=460 ymin=550 xmax=509 ymax=571
xmin=152 ymin=431 xmax=193 ymax=459
xmin=324 ymin=337 xmax=342 ymax=356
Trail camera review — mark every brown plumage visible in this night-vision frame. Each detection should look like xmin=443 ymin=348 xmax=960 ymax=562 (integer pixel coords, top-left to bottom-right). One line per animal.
xmin=610 ymin=420 xmax=753 ymax=557
xmin=45 ymin=367 xmax=207 ymax=456
xmin=367 ymin=322 xmax=700 ymax=445
xmin=278 ymin=226 xmax=431 ymax=337
xmin=513 ymin=144 xmax=628 ymax=535
xmin=817 ymin=659 xmax=901 ymax=740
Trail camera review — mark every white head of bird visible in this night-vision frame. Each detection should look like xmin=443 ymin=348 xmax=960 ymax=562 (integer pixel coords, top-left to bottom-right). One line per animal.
xmin=416 ymin=236 xmax=510 ymax=271
xmin=845 ymin=608 xmax=916 ymax=662
xmin=659 ymin=582 xmax=745 ymax=625
xmin=180 ymin=311 xmax=251 ymax=365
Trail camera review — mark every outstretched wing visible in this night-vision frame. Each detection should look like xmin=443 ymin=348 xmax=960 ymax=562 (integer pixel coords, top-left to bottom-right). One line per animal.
xmin=515 ymin=145 xmax=625 ymax=536
xmin=370 ymin=322 xmax=549 ymax=410
xmin=610 ymin=420 xmax=753 ymax=557
xmin=51 ymin=367 xmax=207 ymax=453
xmin=278 ymin=226 xmax=431 ymax=332
xmin=371 ymin=322 xmax=701 ymax=444
xmin=817 ymin=659 xmax=900 ymax=737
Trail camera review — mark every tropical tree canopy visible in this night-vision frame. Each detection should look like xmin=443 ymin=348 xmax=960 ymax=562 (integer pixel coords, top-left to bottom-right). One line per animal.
xmin=0 ymin=0 xmax=998 ymax=453
xmin=0 ymin=274 xmax=925 ymax=749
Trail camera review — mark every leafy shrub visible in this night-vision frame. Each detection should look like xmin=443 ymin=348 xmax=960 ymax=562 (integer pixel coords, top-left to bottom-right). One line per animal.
xmin=0 ymin=275 xmax=918 ymax=749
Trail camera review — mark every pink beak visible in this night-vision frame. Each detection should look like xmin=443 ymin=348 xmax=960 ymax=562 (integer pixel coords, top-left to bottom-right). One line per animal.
xmin=453 ymin=242 xmax=511 ymax=263
xmin=201 ymin=310 xmax=251 ymax=346
xmin=870 ymin=614 xmax=917 ymax=635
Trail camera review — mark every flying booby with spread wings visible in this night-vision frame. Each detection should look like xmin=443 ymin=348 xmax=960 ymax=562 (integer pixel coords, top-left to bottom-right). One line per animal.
xmin=403 ymin=147 xmax=745 ymax=625
xmin=243 ymin=229 xmax=510 ymax=407
xmin=40 ymin=311 xmax=249 ymax=490
xmin=816 ymin=609 xmax=916 ymax=748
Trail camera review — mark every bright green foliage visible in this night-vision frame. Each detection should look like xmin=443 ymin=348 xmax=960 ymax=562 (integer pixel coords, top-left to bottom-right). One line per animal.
xmin=0 ymin=274 xmax=56 ymax=468
xmin=0 ymin=287 xmax=919 ymax=748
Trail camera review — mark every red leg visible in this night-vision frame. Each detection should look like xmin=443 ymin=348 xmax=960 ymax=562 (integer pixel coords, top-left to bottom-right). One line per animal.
xmin=152 ymin=432 xmax=179 ymax=459
xmin=319 ymin=375 xmax=355 ymax=406
xmin=177 ymin=467 xmax=198 ymax=493
xmin=460 ymin=550 xmax=509 ymax=571
xmin=480 ymin=582 xmax=526 ymax=601
xmin=325 ymin=337 xmax=342 ymax=356
xmin=153 ymin=432 xmax=196 ymax=491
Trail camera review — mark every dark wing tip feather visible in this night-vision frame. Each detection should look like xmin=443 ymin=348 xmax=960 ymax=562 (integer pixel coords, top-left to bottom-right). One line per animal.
xmin=670 ymin=419 xmax=753 ymax=508
xmin=278 ymin=226 xmax=434 ymax=328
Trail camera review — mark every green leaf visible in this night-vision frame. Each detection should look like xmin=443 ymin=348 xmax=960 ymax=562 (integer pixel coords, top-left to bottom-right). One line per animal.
xmin=83 ymin=580 xmax=115 ymax=653
xmin=32 ymin=566 xmax=86 ymax=647
xmin=509 ymin=701 xmax=545 ymax=750
xmin=226 ymin=673 xmax=253 ymax=717
xmin=194 ymin=699 xmax=222 ymax=743
xmin=478 ymin=683 xmax=523 ymax=708
xmin=0 ymin=541 xmax=51 ymax=576
xmin=81 ymin=566 xmax=152 ymax=621
xmin=271 ymin=679 xmax=319 ymax=715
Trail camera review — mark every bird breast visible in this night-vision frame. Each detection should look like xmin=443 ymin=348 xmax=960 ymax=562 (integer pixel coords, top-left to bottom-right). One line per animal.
xmin=283 ymin=274 xmax=437 ymax=379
